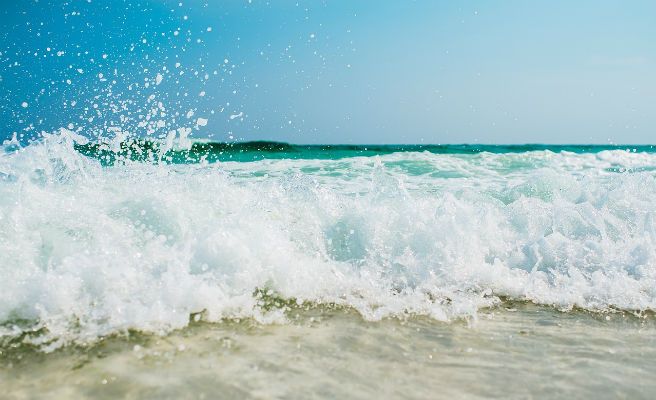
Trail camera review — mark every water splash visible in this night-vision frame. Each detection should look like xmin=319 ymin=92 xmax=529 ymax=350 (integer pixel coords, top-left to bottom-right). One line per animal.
xmin=1 ymin=133 xmax=656 ymax=350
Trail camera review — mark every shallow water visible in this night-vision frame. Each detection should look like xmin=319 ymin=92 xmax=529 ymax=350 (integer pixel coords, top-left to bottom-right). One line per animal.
xmin=2 ymin=304 xmax=655 ymax=399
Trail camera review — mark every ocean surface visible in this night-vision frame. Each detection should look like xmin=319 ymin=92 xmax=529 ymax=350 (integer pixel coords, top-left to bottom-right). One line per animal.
xmin=2 ymin=131 xmax=656 ymax=398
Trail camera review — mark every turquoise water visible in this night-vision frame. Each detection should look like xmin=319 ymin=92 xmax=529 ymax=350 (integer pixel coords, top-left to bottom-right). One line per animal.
xmin=73 ymin=140 xmax=656 ymax=164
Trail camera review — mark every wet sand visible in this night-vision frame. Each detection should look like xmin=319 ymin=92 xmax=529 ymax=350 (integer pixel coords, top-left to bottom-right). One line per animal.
xmin=2 ymin=304 xmax=655 ymax=399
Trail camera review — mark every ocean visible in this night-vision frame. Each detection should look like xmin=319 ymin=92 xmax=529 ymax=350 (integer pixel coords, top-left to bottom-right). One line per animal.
xmin=1 ymin=131 xmax=656 ymax=398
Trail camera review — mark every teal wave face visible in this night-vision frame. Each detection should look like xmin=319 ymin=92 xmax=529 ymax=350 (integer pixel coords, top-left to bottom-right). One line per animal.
xmin=73 ymin=140 xmax=656 ymax=165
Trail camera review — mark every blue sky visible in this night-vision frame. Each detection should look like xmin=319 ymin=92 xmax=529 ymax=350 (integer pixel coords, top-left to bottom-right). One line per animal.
xmin=1 ymin=0 xmax=655 ymax=144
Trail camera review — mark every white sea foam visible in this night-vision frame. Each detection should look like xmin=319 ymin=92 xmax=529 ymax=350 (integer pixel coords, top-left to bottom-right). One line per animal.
xmin=1 ymin=131 xmax=656 ymax=349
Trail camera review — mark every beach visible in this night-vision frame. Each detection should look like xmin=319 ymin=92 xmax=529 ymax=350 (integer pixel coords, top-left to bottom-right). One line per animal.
xmin=3 ymin=304 xmax=655 ymax=399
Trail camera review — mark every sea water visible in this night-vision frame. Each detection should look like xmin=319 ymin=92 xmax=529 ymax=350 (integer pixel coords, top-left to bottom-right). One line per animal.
xmin=1 ymin=131 xmax=656 ymax=398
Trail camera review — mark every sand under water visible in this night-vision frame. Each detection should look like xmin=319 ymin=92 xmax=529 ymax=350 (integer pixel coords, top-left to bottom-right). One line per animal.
xmin=2 ymin=304 xmax=655 ymax=399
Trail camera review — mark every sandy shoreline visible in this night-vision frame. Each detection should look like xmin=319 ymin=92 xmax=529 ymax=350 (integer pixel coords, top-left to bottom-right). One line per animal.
xmin=2 ymin=304 xmax=655 ymax=399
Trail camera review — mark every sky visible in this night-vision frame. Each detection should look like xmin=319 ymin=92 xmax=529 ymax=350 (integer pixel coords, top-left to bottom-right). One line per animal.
xmin=1 ymin=0 xmax=655 ymax=144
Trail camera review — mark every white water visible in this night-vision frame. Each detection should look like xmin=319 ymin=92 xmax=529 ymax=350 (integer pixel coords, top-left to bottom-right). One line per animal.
xmin=1 ymin=131 xmax=656 ymax=349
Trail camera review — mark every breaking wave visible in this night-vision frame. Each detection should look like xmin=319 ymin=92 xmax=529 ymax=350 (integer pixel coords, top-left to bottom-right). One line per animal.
xmin=1 ymin=130 xmax=656 ymax=349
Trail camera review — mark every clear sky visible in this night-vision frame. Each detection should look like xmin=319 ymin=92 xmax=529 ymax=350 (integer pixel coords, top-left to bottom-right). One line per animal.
xmin=1 ymin=0 xmax=655 ymax=144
